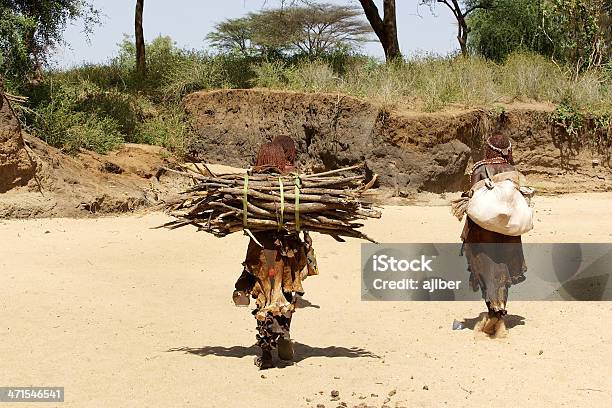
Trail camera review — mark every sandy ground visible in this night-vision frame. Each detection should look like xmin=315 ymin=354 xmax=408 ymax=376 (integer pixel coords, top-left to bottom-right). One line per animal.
xmin=1 ymin=193 xmax=611 ymax=408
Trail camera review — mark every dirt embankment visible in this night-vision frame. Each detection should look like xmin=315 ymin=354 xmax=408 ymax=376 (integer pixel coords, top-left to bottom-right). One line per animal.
xmin=0 ymin=80 xmax=198 ymax=218
xmin=0 ymin=92 xmax=37 ymax=192
xmin=185 ymin=89 xmax=612 ymax=194
xmin=2 ymin=88 xmax=611 ymax=218
xmin=0 ymin=133 xmax=191 ymax=218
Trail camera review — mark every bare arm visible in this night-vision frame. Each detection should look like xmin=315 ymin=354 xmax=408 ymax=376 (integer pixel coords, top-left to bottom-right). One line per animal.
xmin=471 ymin=167 xmax=486 ymax=186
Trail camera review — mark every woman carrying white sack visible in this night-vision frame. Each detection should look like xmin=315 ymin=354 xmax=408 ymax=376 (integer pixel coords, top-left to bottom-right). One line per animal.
xmin=452 ymin=133 xmax=534 ymax=338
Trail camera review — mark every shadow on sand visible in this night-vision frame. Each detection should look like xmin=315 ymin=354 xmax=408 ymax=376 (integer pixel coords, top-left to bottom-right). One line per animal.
xmin=460 ymin=313 xmax=526 ymax=331
xmin=167 ymin=342 xmax=380 ymax=364
xmin=295 ymin=297 xmax=320 ymax=309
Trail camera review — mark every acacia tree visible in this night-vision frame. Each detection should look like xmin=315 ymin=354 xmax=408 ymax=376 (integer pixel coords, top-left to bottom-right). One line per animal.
xmin=207 ymin=17 xmax=253 ymax=56
xmin=259 ymin=4 xmax=371 ymax=57
xmin=421 ymin=0 xmax=494 ymax=56
xmin=357 ymin=0 xmax=401 ymax=61
xmin=296 ymin=4 xmax=372 ymax=57
xmin=207 ymin=4 xmax=372 ymax=58
xmin=135 ymin=0 xmax=145 ymax=76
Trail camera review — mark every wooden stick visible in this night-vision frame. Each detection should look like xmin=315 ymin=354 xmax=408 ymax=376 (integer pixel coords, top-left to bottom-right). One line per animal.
xmin=300 ymin=163 xmax=363 ymax=178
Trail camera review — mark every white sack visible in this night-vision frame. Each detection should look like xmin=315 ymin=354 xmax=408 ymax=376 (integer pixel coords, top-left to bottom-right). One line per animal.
xmin=467 ymin=177 xmax=533 ymax=236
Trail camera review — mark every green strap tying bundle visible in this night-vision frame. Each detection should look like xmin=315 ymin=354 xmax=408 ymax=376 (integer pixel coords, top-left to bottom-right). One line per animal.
xmin=278 ymin=177 xmax=284 ymax=230
xmin=294 ymin=175 xmax=301 ymax=232
xmin=243 ymin=172 xmax=300 ymax=235
xmin=242 ymin=173 xmax=263 ymax=247
xmin=242 ymin=174 xmax=249 ymax=227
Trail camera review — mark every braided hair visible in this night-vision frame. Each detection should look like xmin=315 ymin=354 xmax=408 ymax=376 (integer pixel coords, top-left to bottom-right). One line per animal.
xmin=272 ymin=135 xmax=298 ymax=165
xmin=255 ymin=141 xmax=287 ymax=172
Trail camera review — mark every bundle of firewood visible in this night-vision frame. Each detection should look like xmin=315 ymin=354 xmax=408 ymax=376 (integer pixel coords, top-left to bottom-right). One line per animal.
xmin=160 ymin=164 xmax=381 ymax=242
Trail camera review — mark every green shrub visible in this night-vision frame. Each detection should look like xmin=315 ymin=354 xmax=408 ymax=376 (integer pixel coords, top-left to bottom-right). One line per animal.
xmin=63 ymin=116 xmax=124 ymax=154
xmin=216 ymin=53 xmax=256 ymax=88
xmin=286 ymin=60 xmax=338 ymax=92
xmin=52 ymin=62 xmax=131 ymax=91
xmin=32 ymin=97 xmax=124 ymax=154
xmin=77 ymin=90 xmax=147 ymax=136
xmin=551 ymin=101 xmax=584 ymax=137
xmin=411 ymin=58 xmax=461 ymax=111
xmin=135 ymin=109 xmax=187 ymax=153
xmin=23 ymin=78 xmax=125 ymax=153
xmin=341 ymin=58 xmax=414 ymax=109
xmin=115 ymin=35 xmax=187 ymax=90
xmin=161 ymin=54 xmax=230 ymax=100
xmin=497 ymin=53 xmax=565 ymax=101
xmin=251 ymin=60 xmax=291 ymax=88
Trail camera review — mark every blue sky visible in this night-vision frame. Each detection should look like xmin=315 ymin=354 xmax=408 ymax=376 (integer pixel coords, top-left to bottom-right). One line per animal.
xmin=53 ymin=0 xmax=459 ymax=67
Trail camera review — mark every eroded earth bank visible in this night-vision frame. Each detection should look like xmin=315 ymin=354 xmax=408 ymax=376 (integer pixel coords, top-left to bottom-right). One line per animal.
xmin=2 ymin=88 xmax=612 ymax=218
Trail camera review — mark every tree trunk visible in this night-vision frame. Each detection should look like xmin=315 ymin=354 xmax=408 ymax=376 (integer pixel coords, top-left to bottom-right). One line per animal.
xmin=23 ymin=18 xmax=44 ymax=83
xmin=358 ymin=0 xmax=401 ymax=61
xmin=457 ymin=15 xmax=469 ymax=56
xmin=382 ymin=0 xmax=401 ymax=60
xmin=135 ymin=0 xmax=146 ymax=77
xmin=445 ymin=0 xmax=477 ymax=56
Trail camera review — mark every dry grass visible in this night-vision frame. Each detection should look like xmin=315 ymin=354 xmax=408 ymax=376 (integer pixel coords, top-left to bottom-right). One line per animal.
xmin=252 ymin=53 xmax=612 ymax=113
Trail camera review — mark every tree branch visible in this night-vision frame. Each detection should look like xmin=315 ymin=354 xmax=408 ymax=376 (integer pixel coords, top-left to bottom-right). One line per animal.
xmin=358 ymin=0 xmax=386 ymax=43
xmin=463 ymin=2 xmax=492 ymax=17
xmin=436 ymin=0 xmax=459 ymax=19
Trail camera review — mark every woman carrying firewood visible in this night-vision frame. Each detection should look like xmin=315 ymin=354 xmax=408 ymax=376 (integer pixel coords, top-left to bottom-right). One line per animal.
xmin=460 ymin=134 xmax=530 ymax=337
xmin=233 ymin=137 xmax=318 ymax=369
xmin=161 ymin=136 xmax=379 ymax=366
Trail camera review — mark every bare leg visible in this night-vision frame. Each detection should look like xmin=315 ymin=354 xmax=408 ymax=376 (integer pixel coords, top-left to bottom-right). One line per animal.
xmin=493 ymin=316 xmax=508 ymax=339
xmin=482 ymin=302 xmax=500 ymax=335
xmin=277 ymin=315 xmax=294 ymax=361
